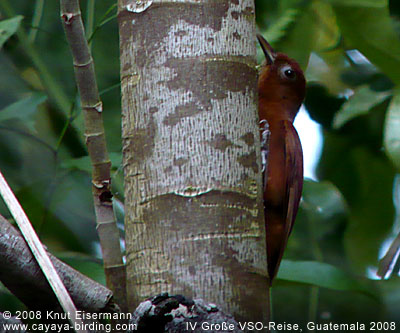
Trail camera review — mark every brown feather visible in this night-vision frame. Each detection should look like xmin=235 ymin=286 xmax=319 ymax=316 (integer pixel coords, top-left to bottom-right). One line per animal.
xmin=258 ymin=35 xmax=306 ymax=284
xmin=263 ymin=121 xmax=303 ymax=282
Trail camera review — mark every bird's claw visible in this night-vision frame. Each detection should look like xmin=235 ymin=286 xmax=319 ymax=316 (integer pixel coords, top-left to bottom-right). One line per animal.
xmin=260 ymin=120 xmax=270 ymax=174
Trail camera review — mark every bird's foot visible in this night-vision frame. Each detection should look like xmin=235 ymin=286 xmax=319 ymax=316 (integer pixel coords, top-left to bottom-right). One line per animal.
xmin=260 ymin=120 xmax=270 ymax=173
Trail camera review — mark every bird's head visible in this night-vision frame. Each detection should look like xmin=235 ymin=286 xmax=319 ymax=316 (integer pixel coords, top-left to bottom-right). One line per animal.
xmin=257 ymin=34 xmax=306 ymax=122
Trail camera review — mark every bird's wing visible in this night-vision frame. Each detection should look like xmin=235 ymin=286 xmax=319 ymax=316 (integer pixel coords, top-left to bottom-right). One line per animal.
xmin=264 ymin=120 xmax=303 ymax=282
xmin=283 ymin=120 xmax=303 ymax=236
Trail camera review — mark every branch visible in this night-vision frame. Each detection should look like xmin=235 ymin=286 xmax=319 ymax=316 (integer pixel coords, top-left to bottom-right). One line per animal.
xmin=0 ymin=171 xmax=86 ymax=332
xmin=60 ymin=0 xmax=126 ymax=311
xmin=377 ymin=231 xmax=400 ymax=278
xmin=0 ymin=215 xmax=116 ymax=313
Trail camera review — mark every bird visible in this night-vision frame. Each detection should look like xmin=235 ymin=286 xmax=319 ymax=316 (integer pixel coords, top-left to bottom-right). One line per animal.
xmin=257 ymin=34 xmax=306 ymax=284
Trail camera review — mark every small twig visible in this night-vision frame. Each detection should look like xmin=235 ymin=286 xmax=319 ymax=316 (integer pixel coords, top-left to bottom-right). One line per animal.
xmin=99 ymin=82 xmax=121 ymax=96
xmin=60 ymin=0 xmax=126 ymax=311
xmin=377 ymin=232 xmax=400 ymax=278
xmin=0 ymin=171 xmax=86 ymax=332
xmin=28 ymin=0 xmax=45 ymax=43
xmin=85 ymin=0 xmax=95 ymax=46
xmin=87 ymin=3 xmax=117 ymax=44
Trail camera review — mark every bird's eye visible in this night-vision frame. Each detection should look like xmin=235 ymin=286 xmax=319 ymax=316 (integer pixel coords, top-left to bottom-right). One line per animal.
xmin=284 ymin=69 xmax=295 ymax=78
xmin=280 ymin=65 xmax=296 ymax=80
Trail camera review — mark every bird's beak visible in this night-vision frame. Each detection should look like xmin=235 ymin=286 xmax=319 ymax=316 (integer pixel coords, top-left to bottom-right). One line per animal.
xmin=257 ymin=34 xmax=275 ymax=65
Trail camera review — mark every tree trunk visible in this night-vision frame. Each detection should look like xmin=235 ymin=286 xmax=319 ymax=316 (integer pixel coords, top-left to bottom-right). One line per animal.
xmin=118 ymin=0 xmax=268 ymax=321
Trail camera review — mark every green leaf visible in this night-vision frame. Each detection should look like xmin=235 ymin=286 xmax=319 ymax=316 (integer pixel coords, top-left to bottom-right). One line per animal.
xmin=333 ymin=3 xmax=400 ymax=85
xmin=263 ymin=9 xmax=298 ymax=45
xmin=56 ymin=253 xmax=106 ymax=285
xmin=344 ymin=148 xmax=395 ymax=272
xmin=304 ymin=84 xmax=346 ymax=128
xmin=109 ymin=152 xmax=122 ymax=168
xmin=276 ymin=3 xmax=318 ymax=69
xmin=379 ymin=277 xmax=400 ymax=320
xmin=277 ymin=260 xmax=375 ymax=296
xmin=62 ymin=156 xmax=92 ymax=173
xmin=0 ymin=16 xmax=23 ymax=48
xmin=302 ymin=180 xmax=348 ymax=238
xmin=313 ymin=2 xmax=341 ymax=52
xmin=329 ymin=0 xmax=386 ymax=7
xmin=303 ymin=180 xmax=347 ymax=219
xmin=333 ymin=86 xmax=391 ymax=128
xmin=384 ymin=89 xmax=400 ymax=170
xmin=319 ymin=130 xmax=395 ymax=273
xmin=0 ymin=92 xmax=47 ymax=131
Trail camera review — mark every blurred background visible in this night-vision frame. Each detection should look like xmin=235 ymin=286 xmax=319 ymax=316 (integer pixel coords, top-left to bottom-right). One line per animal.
xmin=0 ymin=0 xmax=399 ymax=328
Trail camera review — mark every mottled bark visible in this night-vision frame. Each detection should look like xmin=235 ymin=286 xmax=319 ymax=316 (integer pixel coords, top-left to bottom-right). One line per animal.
xmin=118 ymin=0 xmax=268 ymax=321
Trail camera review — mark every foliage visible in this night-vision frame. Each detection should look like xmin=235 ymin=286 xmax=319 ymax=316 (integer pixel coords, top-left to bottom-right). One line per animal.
xmin=256 ymin=0 xmax=400 ymax=326
xmin=0 ymin=15 xmax=23 ymax=48
xmin=0 ymin=0 xmax=398 ymax=326
xmin=0 ymin=0 xmax=122 ymax=311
